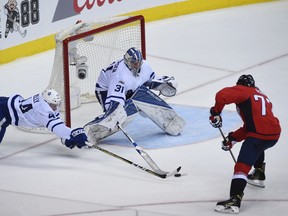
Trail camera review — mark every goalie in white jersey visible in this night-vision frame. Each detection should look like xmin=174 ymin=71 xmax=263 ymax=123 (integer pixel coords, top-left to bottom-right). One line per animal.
xmin=0 ymin=89 xmax=87 ymax=149
xmin=85 ymin=47 xmax=185 ymax=144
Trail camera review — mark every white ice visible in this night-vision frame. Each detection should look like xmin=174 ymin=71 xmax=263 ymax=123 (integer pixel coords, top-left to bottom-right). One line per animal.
xmin=1 ymin=1 xmax=288 ymax=215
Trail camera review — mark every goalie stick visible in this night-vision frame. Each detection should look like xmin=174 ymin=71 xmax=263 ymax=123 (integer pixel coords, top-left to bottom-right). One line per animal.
xmin=117 ymin=123 xmax=181 ymax=175
xmin=86 ymin=143 xmax=181 ymax=179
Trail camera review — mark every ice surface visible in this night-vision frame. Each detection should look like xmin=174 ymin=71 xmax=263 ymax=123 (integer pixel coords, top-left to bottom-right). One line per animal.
xmin=1 ymin=1 xmax=288 ymax=215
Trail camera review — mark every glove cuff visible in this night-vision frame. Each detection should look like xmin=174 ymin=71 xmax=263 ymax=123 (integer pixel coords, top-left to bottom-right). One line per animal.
xmin=210 ymin=107 xmax=221 ymax=116
xmin=61 ymin=138 xmax=66 ymax=145
xmin=227 ymin=132 xmax=236 ymax=141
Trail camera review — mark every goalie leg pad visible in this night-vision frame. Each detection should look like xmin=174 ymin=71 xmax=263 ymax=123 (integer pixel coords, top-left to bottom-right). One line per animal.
xmin=84 ymin=101 xmax=127 ymax=144
xmin=124 ymin=98 xmax=138 ymax=118
xmin=84 ymin=122 xmax=119 ymax=144
xmin=165 ymin=114 xmax=186 ymax=135
xmin=134 ymin=101 xmax=185 ymax=135
xmin=132 ymin=86 xmax=186 ymax=135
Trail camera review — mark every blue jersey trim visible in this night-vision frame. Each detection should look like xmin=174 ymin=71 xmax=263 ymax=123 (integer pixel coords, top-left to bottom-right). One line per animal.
xmin=11 ymin=95 xmax=20 ymax=126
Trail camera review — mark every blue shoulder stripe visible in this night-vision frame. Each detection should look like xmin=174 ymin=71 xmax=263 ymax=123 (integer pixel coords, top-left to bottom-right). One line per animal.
xmin=10 ymin=95 xmax=20 ymax=126
xmin=46 ymin=117 xmax=60 ymax=128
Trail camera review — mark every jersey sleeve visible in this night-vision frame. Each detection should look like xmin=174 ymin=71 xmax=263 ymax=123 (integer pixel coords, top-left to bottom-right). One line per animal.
xmin=34 ymin=97 xmax=72 ymax=139
xmin=214 ymin=86 xmax=249 ymax=113
xmin=230 ymin=126 xmax=247 ymax=142
xmin=49 ymin=118 xmax=72 ymax=139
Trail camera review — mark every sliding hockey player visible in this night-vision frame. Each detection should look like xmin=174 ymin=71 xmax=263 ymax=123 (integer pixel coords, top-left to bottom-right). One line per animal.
xmin=84 ymin=47 xmax=185 ymax=144
xmin=55 ymin=20 xmax=94 ymax=79
xmin=0 ymin=89 xmax=87 ymax=149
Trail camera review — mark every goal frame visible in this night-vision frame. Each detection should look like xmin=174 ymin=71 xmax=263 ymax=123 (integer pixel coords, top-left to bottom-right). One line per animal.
xmin=61 ymin=15 xmax=146 ymax=127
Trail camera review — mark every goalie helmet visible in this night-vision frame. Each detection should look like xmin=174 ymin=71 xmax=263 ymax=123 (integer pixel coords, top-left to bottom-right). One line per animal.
xmin=42 ymin=88 xmax=61 ymax=111
xmin=236 ymin=74 xmax=255 ymax=87
xmin=124 ymin=47 xmax=143 ymax=76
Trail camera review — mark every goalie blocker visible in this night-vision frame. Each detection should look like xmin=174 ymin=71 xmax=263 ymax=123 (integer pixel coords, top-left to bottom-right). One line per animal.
xmin=84 ymin=85 xmax=185 ymax=144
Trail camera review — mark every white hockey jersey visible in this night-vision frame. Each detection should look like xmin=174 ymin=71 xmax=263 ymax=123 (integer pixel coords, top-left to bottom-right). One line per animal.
xmin=96 ymin=59 xmax=157 ymax=110
xmin=7 ymin=94 xmax=71 ymax=139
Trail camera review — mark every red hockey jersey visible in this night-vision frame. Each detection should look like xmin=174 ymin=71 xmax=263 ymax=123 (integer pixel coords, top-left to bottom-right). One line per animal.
xmin=213 ymin=85 xmax=281 ymax=141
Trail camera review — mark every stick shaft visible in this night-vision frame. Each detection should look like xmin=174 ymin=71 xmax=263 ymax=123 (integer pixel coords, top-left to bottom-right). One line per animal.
xmin=87 ymin=144 xmax=168 ymax=178
xmin=218 ymin=127 xmax=237 ymax=163
xmin=118 ymin=124 xmax=170 ymax=174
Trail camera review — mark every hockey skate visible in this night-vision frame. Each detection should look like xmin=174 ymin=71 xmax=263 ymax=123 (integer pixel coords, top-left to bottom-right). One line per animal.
xmin=247 ymin=163 xmax=266 ymax=188
xmin=214 ymin=194 xmax=243 ymax=214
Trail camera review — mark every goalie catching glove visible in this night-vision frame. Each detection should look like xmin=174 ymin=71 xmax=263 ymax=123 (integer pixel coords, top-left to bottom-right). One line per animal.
xmin=149 ymin=76 xmax=178 ymax=97
xmin=222 ymin=132 xmax=237 ymax=151
xmin=61 ymin=128 xmax=88 ymax=149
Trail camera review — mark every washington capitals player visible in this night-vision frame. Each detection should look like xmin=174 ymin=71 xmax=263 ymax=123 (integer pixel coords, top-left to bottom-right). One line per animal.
xmin=85 ymin=47 xmax=185 ymax=144
xmin=0 ymin=89 xmax=87 ymax=149
xmin=209 ymin=74 xmax=281 ymax=213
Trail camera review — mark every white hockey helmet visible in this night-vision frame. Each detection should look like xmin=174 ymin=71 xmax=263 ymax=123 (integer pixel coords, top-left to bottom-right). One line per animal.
xmin=124 ymin=47 xmax=143 ymax=76
xmin=42 ymin=88 xmax=61 ymax=111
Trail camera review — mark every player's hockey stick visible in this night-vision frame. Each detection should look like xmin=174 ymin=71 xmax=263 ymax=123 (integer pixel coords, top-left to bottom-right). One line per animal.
xmin=218 ymin=127 xmax=237 ymax=163
xmin=218 ymin=128 xmax=264 ymax=187
xmin=86 ymin=143 xmax=180 ymax=179
xmin=117 ymin=123 xmax=181 ymax=175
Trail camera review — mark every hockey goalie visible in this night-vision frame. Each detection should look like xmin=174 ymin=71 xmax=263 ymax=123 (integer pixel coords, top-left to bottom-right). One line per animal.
xmin=84 ymin=47 xmax=186 ymax=144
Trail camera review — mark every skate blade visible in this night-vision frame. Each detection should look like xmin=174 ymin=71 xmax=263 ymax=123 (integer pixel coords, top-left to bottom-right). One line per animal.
xmin=247 ymin=179 xmax=265 ymax=188
xmin=215 ymin=205 xmax=239 ymax=214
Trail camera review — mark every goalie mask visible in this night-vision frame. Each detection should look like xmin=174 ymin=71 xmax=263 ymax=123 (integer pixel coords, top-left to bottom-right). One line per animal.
xmin=124 ymin=47 xmax=143 ymax=77
xmin=42 ymin=88 xmax=61 ymax=111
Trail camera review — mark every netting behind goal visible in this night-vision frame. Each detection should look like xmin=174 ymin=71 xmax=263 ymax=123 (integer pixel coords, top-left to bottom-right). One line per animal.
xmin=48 ymin=15 xmax=146 ymax=127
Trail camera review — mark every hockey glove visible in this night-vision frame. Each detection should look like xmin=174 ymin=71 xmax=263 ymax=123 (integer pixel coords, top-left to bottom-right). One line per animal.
xmin=62 ymin=128 xmax=88 ymax=149
xmin=222 ymin=132 xmax=237 ymax=151
xmin=149 ymin=76 xmax=178 ymax=97
xmin=61 ymin=138 xmax=75 ymax=149
xmin=209 ymin=107 xmax=222 ymax=128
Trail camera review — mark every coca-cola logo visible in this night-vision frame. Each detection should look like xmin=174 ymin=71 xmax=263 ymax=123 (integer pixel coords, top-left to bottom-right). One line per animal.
xmin=52 ymin=0 xmax=122 ymax=22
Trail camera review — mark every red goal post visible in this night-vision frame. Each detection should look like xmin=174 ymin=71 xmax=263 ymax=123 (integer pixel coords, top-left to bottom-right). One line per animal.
xmin=48 ymin=15 xmax=146 ymax=127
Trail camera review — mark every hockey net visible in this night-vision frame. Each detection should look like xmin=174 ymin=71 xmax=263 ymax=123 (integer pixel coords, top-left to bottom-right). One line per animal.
xmin=19 ymin=15 xmax=145 ymax=133
xmin=49 ymin=15 xmax=146 ymax=127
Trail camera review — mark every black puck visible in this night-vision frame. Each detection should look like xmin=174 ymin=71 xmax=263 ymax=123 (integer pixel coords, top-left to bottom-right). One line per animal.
xmin=174 ymin=173 xmax=181 ymax=177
